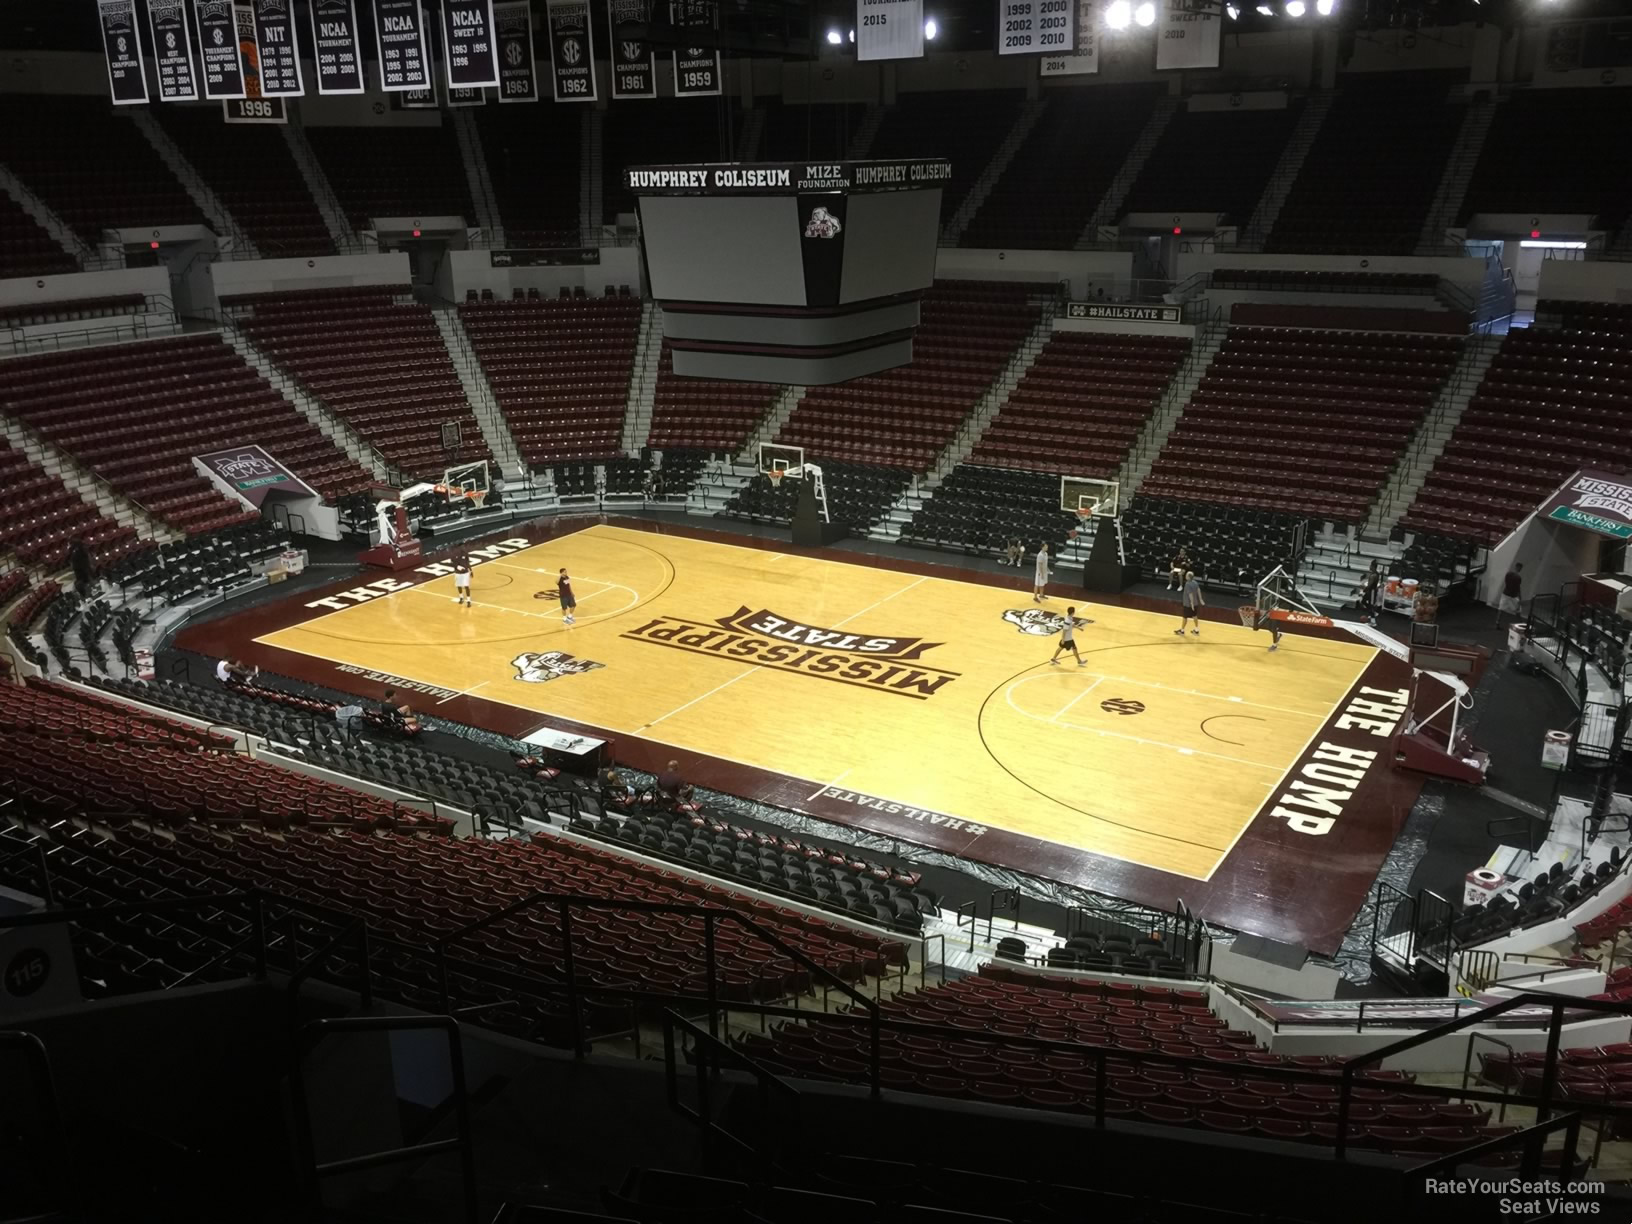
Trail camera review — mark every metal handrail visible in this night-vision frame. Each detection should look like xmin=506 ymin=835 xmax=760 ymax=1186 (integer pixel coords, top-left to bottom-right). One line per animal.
xmin=1408 ymin=1109 xmax=1582 ymax=1181
xmin=661 ymin=1008 xmax=801 ymax=1167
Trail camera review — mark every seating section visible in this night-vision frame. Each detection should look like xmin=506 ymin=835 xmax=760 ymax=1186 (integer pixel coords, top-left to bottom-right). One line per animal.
xmin=1142 ymin=327 xmax=1461 ymax=523
xmin=724 ymin=463 xmax=911 ymax=535
xmin=1460 ymin=89 xmax=1632 ymax=234
xmin=1268 ymin=75 xmax=1465 ymax=255
xmin=900 ymin=466 xmax=1078 ymax=558
xmin=0 ymin=294 xmax=150 ymax=331
xmin=304 ymin=125 xmax=475 ymax=230
xmin=647 ymin=341 xmax=778 ymax=453
xmin=156 ymin=106 xmax=334 ymax=257
xmin=1401 ymin=314 xmax=1632 ymax=545
xmin=0 ymin=440 xmax=142 ymax=571
xmin=231 ymin=287 xmax=491 ymax=479
xmin=0 ymin=334 xmax=372 ymax=532
xmin=1124 ymin=498 xmax=1307 ymax=590
xmin=602 ymin=100 xmax=728 ymax=224
xmin=774 ymin=281 xmax=1045 ymax=471
xmin=1211 ymin=269 xmax=1438 ymax=296
xmin=459 ymin=296 xmax=641 ymax=467
xmin=0 ymin=568 xmax=28 ymax=612
xmin=0 ymin=95 xmax=202 ymax=243
xmin=869 ymin=90 xmax=1027 ymax=226
xmin=756 ymin=101 xmax=868 ymax=161
xmin=968 ymin=331 xmax=1190 ymax=475
xmin=0 ymin=190 xmax=77 ymax=278
xmin=1477 ymin=1040 xmax=1632 ymax=1120
xmin=473 ymin=106 xmax=582 ymax=248
xmin=1121 ymin=104 xmax=1302 ymax=225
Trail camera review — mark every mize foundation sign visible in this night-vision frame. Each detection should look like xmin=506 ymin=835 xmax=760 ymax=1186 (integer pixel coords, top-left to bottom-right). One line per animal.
xmin=1541 ymin=470 xmax=1632 ymax=541
xmin=1067 ymin=303 xmax=1181 ymax=324
xmin=196 ymin=444 xmax=316 ymax=506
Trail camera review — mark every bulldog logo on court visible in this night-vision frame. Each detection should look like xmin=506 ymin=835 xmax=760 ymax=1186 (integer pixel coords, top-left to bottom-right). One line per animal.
xmin=511 ymin=651 xmax=604 ymax=684
xmin=1002 ymin=609 xmax=1093 ymax=636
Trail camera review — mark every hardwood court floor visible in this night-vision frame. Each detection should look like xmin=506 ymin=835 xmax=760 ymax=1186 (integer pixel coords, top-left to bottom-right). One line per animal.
xmin=257 ymin=524 xmax=1377 ymax=883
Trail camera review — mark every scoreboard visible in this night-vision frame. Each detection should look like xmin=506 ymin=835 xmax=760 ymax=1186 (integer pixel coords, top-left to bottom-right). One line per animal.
xmin=997 ymin=0 xmax=1076 ymax=54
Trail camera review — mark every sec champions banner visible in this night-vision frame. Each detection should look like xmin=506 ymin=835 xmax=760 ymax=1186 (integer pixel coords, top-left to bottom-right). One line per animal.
xmin=494 ymin=1 xmax=539 ymax=102
xmin=857 ymin=0 xmax=923 ymax=62
xmin=671 ymin=0 xmax=721 ymax=96
xmin=99 ymin=0 xmax=150 ymax=104
xmin=546 ymin=0 xmax=598 ymax=101
xmin=609 ymin=0 xmax=656 ymax=98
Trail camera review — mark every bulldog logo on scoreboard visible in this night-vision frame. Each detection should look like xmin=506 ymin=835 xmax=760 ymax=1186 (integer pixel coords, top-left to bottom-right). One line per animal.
xmin=1001 ymin=609 xmax=1094 ymax=636
xmin=804 ymin=206 xmax=842 ymax=239
xmin=511 ymin=651 xmax=605 ymax=683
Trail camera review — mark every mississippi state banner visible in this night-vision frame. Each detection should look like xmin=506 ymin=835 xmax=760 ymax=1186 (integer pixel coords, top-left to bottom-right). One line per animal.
xmin=195 ymin=0 xmax=247 ymax=98
xmin=1155 ymin=0 xmax=1221 ymax=69
xmin=99 ymin=0 xmax=150 ymax=104
xmin=546 ymin=0 xmax=598 ymax=102
xmin=670 ymin=0 xmax=721 ymax=96
xmin=608 ymin=0 xmax=656 ymax=98
xmin=494 ymin=0 xmax=538 ymax=102
xmin=442 ymin=0 xmax=501 ymax=89
xmin=148 ymin=0 xmax=199 ymax=101
xmin=1041 ymin=0 xmax=1097 ymax=75
xmin=373 ymin=0 xmax=433 ymax=91
xmin=253 ymin=0 xmax=306 ymax=96
xmin=309 ymin=0 xmax=365 ymax=93
xmin=856 ymin=0 xmax=923 ymax=62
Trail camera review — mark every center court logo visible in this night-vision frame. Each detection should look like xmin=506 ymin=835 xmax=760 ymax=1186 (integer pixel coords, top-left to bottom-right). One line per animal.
xmin=621 ymin=606 xmax=960 ymax=700
xmin=1001 ymin=609 xmax=1092 ymax=636
xmin=512 ymin=651 xmax=604 ymax=683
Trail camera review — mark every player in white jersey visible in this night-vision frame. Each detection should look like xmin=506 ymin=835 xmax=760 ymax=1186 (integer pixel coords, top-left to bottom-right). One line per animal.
xmin=452 ymin=553 xmax=472 ymax=606
xmin=1049 ymin=607 xmax=1087 ymax=667
xmin=1032 ymin=543 xmax=1050 ymax=602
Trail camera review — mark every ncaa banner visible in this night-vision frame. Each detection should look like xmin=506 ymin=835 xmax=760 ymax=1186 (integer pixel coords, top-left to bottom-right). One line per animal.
xmin=374 ymin=0 xmax=434 ymax=90
xmin=195 ymin=0 xmax=247 ymax=98
xmin=448 ymin=86 xmax=487 ymax=106
xmin=309 ymin=0 xmax=364 ymax=93
xmin=857 ymin=0 xmax=923 ymax=62
xmin=253 ymin=0 xmax=305 ymax=96
xmin=149 ymin=1 xmax=199 ymax=101
xmin=99 ymin=0 xmax=149 ymax=104
xmin=442 ymin=0 xmax=501 ymax=89
xmin=546 ymin=0 xmax=598 ymax=102
xmin=609 ymin=0 xmax=656 ymax=98
xmin=1041 ymin=0 xmax=1097 ymax=75
xmin=1155 ymin=0 xmax=1221 ymax=70
xmin=671 ymin=0 xmax=721 ymax=96
xmin=997 ymin=0 xmax=1074 ymax=55
xmin=494 ymin=1 xmax=539 ymax=103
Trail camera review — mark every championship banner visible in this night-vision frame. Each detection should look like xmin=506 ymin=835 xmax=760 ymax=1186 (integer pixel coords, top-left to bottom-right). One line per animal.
xmin=310 ymin=0 xmax=365 ymax=93
xmin=195 ymin=0 xmax=247 ymax=98
xmin=393 ymin=83 xmax=439 ymax=108
xmin=448 ymin=86 xmax=488 ymax=106
xmin=441 ymin=0 xmax=501 ymax=89
xmin=99 ymin=0 xmax=149 ymax=105
xmin=997 ymin=0 xmax=1074 ymax=55
xmin=252 ymin=0 xmax=305 ymax=96
xmin=546 ymin=0 xmax=598 ymax=102
xmin=856 ymin=0 xmax=923 ymax=62
xmin=494 ymin=0 xmax=539 ymax=103
xmin=224 ymin=2 xmax=285 ymax=119
xmin=1041 ymin=0 xmax=1096 ymax=75
xmin=1155 ymin=0 xmax=1221 ymax=70
xmin=671 ymin=0 xmax=721 ymax=96
xmin=149 ymin=1 xmax=199 ymax=101
xmin=374 ymin=0 xmax=434 ymax=91
xmin=1541 ymin=470 xmax=1632 ymax=541
xmin=609 ymin=0 xmax=656 ymax=98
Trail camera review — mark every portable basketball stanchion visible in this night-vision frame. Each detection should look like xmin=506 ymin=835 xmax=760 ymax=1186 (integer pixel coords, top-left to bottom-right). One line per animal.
xmin=1395 ymin=649 xmax=1492 ymax=786
xmin=1251 ymin=565 xmax=1334 ymax=629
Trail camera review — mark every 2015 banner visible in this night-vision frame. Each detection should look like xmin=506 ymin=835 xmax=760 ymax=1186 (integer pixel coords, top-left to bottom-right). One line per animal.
xmin=149 ymin=1 xmax=199 ymax=101
xmin=671 ymin=0 xmax=721 ymax=96
xmin=98 ymin=0 xmax=149 ymax=105
xmin=494 ymin=0 xmax=539 ymax=103
xmin=195 ymin=0 xmax=247 ymax=98
xmin=856 ymin=0 xmax=923 ymax=62
xmin=609 ymin=0 xmax=656 ymax=98
xmin=546 ymin=0 xmax=598 ymax=102
xmin=253 ymin=0 xmax=305 ymax=96
xmin=1155 ymin=0 xmax=1221 ymax=70
xmin=373 ymin=0 xmax=433 ymax=91
xmin=309 ymin=0 xmax=365 ymax=93
xmin=442 ymin=0 xmax=501 ymax=90
xmin=1040 ymin=0 xmax=1096 ymax=75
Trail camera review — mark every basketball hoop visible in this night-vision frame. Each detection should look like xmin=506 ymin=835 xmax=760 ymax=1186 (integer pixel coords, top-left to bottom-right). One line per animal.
xmin=767 ymin=469 xmax=783 ymax=490
xmin=1237 ymin=604 xmax=1260 ymax=629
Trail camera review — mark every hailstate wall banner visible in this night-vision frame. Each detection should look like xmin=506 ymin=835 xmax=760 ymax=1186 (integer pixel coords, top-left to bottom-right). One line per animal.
xmin=100 ymin=0 xmax=149 ymax=104
xmin=309 ymin=0 xmax=365 ymax=93
xmin=609 ymin=0 xmax=656 ymax=98
xmin=493 ymin=1 xmax=538 ymax=102
xmin=253 ymin=0 xmax=305 ymax=96
xmin=856 ymin=0 xmax=923 ymax=62
xmin=1543 ymin=470 xmax=1632 ymax=541
xmin=442 ymin=0 xmax=501 ymax=89
xmin=373 ymin=0 xmax=433 ymax=90
xmin=1041 ymin=0 xmax=1097 ymax=75
xmin=194 ymin=0 xmax=247 ymax=98
xmin=546 ymin=0 xmax=598 ymax=101
xmin=1155 ymin=0 xmax=1221 ymax=70
xmin=671 ymin=0 xmax=721 ymax=96
xmin=149 ymin=1 xmax=199 ymax=101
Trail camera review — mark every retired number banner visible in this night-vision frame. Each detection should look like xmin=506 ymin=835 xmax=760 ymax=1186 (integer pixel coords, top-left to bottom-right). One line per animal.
xmin=149 ymin=1 xmax=199 ymax=101
xmin=195 ymin=0 xmax=247 ymax=98
xmin=99 ymin=0 xmax=149 ymax=104
xmin=856 ymin=0 xmax=923 ymax=62
xmin=546 ymin=0 xmax=598 ymax=102
xmin=494 ymin=1 xmax=539 ymax=102
xmin=1041 ymin=0 xmax=1096 ymax=74
xmin=671 ymin=0 xmax=721 ymax=96
xmin=609 ymin=0 xmax=656 ymax=98
xmin=374 ymin=0 xmax=433 ymax=91
xmin=309 ymin=0 xmax=365 ymax=93
xmin=442 ymin=0 xmax=501 ymax=89
xmin=1155 ymin=0 xmax=1221 ymax=70
xmin=253 ymin=0 xmax=305 ymax=96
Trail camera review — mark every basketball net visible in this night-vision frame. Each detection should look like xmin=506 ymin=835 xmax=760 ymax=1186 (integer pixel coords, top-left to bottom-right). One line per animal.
xmin=768 ymin=469 xmax=783 ymax=489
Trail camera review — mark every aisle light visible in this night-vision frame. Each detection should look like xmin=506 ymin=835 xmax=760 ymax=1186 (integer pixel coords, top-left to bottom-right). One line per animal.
xmin=1105 ymin=0 xmax=1132 ymax=28
xmin=1134 ymin=1 xmax=1157 ymax=24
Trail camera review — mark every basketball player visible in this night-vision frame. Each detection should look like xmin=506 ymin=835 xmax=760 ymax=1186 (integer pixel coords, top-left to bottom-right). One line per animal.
xmin=452 ymin=552 xmax=472 ymax=606
xmin=1176 ymin=571 xmax=1205 ymax=636
xmin=1254 ymin=604 xmax=1285 ymax=653
xmin=1049 ymin=608 xmax=1087 ymax=667
xmin=1032 ymin=543 xmax=1051 ymax=603
xmin=557 ymin=567 xmax=577 ymax=625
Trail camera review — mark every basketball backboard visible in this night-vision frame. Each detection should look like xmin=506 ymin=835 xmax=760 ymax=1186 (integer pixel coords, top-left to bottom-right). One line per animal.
xmin=1060 ymin=476 xmax=1120 ymax=519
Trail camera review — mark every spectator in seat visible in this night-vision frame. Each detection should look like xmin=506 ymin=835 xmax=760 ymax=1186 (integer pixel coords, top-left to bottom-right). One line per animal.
xmin=657 ymin=758 xmax=693 ymax=804
xmin=1167 ymin=547 xmax=1191 ymax=591
xmin=376 ymin=688 xmax=421 ymax=735
xmin=600 ymin=767 xmax=642 ymax=810
xmin=1002 ymin=537 xmax=1023 ymax=567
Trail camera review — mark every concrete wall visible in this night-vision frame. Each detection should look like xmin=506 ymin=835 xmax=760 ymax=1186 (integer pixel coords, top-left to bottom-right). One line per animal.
xmin=0 ymin=264 xmax=170 ymax=308
xmin=1537 ymin=259 xmax=1632 ymax=304
xmin=933 ymin=248 xmax=1132 ymax=300
xmin=441 ymin=246 xmax=644 ymax=301
xmin=210 ymin=252 xmax=412 ymax=301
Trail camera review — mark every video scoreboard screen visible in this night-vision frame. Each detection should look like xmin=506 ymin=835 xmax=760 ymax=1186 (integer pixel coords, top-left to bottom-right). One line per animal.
xmin=997 ymin=0 xmax=1076 ymax=54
